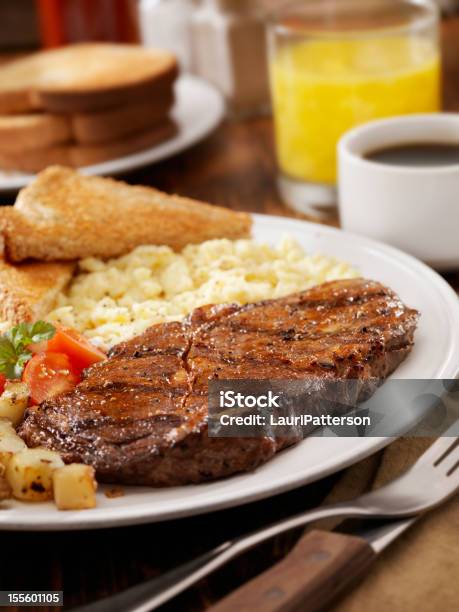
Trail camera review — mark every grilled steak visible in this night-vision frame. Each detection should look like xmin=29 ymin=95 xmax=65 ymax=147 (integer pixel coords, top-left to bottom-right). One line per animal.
xmin=20 ymin=279 xmax=418 ymax=486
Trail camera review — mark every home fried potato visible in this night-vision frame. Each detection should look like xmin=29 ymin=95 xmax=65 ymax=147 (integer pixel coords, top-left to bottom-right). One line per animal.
xmin=0 ymin=381 xmax=29 ymax=426
xmin=0 ymin=471 xmax=11 ymax=500
xmin=53 ymin=464 xmax=97 ymax=510
xmin=0 ymin=418 xmax=26 ymax=469
xmin=6 ymin=448 xmax=64 ymax=501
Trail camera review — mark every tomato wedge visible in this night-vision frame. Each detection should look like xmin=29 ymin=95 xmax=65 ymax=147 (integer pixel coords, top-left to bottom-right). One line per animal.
xmin=46 ymin=327 xmax=106 ymax=372
xmin=23 ymin=352 xmax=80 ymax=405
xmin=0 ymin=373 xmax=6 ymax=395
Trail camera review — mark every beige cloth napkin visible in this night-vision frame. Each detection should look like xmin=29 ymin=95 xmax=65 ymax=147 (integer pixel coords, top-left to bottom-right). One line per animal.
xmin=319 ymin=438 xmax=459 ymax=611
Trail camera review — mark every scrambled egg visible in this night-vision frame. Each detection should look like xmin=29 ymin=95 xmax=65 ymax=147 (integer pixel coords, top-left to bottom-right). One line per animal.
xmin=47 ymin=236 xmax=358 ymax=350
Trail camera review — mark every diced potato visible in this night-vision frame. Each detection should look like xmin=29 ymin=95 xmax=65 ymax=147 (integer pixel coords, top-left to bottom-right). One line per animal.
xmin=0 ymin=474 xmax=11 ymax=500
xmin=0 ymin=452 xmax=16 ymax=471
xmin=53 ymin=464 xmax=97 ymax=510
xmin=6 ymin=448 xmax=64 ymax=501
xmin=0 ymin=382 xmax=29 ymax=426
xmin=0 ymin=418 xmax=26 ymax=442
xmin=0 ymin=418 xmax=27 ymax=469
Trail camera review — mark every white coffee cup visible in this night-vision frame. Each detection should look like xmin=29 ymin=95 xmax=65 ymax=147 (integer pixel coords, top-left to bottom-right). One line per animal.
xmin=338 ymin=113 xmax=459 ymax=269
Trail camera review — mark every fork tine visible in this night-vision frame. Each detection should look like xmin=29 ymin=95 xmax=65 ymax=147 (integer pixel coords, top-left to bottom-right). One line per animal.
xmin=447 ymin=460 xmax=459 ymax=477
xmin=415 ymin=435 xmax=459 ymax=467
xmin=434 ymin=439 xmax=459 ymax=474
xmin=435 ymin=460 xmax=459 ymax=500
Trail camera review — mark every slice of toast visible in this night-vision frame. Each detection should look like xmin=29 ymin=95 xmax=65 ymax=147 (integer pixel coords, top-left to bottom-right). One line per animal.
xmin=0 ymin=121 xmax=177 ymax=173
xmin=70 ymin=119 xmax=177 ymax=166
xmin=0 ymin=90 xmax=41 ymax=115
xmin=0 ymin=43 xmax=178 ymax=114
xmin=71 ymin=94 xmax=174 ymax=144
xmin=0 ymin=258 xmax=75 ymax=325
xmin=0 ymin=114 xmax=72 ymax=152
xmin=2 ymin=166 xmax=252 ymax=262
xmin=0 ymin=144 xmax=72 ymax=173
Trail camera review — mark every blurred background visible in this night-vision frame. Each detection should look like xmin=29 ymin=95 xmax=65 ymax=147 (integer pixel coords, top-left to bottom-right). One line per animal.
xmin=0 ymin=0 xmax=451 ymax=132
xmin=2 ymin=1 xmax=454 ymax=67
xmin=0 ymin=0 xmax=296 ymax=125
xmin=0 ymin=1 xmax=457 ymax=51
xmin=0 ymin=0 xmax=456 ymax=227
xmin=0 ymin=0 xmax=457 ymax=48
xmin=0 ymin=0 xmax=453 ymax=123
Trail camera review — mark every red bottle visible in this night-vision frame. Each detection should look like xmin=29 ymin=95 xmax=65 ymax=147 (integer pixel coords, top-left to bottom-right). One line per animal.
xmin=36 ymin=0 xmax=139 ymax=48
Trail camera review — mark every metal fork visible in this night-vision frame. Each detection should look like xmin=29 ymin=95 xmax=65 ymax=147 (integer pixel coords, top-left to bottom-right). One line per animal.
xmin=75 ymin=426 xmax=459 ymax=612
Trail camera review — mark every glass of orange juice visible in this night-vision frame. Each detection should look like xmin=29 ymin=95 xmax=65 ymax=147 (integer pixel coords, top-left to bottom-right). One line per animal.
xmin=267 ymin=0 xmax=440 ymax=219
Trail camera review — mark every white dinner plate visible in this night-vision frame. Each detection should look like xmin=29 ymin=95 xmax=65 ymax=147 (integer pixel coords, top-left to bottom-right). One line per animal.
xmin=2 ymin=214 xmax=459 ymax=530
xmin=0 ymin=75 xmax=225 ymax=193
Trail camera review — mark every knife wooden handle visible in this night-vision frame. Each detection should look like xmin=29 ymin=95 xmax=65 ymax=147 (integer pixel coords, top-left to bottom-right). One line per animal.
xmin=209 ymin=529 xmax=376 ymax=612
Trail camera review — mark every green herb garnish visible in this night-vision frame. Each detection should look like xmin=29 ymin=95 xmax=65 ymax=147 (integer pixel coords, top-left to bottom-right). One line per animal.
xmin=0 ymin=321 xmax=56 ymax=379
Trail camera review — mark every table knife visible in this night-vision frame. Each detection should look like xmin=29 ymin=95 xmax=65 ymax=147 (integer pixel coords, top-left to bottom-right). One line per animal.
xmin=209 ymin=518 xmax=415 ymax=612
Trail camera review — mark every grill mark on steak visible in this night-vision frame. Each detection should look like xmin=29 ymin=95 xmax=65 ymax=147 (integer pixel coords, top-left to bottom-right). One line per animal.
xmin=19 ymin=279 xmax=418 ymax=486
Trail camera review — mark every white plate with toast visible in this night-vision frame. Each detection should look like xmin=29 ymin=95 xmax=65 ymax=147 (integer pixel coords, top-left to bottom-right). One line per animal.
xmin=2 ymin=213 xmax=459 ymax=531
xmin=0 ymin=74 xmax=224 ymax=192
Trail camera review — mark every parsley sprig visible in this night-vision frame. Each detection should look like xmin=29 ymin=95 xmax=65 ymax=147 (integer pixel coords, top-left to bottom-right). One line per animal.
xmin=0 ymin=321 xmax=56 ymax=379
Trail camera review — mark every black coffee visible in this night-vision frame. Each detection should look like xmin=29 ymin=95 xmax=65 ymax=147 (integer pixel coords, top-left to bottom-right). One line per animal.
xmin=364 ymin=143 xmax=459 ymax=167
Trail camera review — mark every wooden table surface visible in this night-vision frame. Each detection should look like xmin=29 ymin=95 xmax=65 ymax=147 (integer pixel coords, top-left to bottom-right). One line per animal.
xmin=2 ymin=15 xmax=459 ymax=612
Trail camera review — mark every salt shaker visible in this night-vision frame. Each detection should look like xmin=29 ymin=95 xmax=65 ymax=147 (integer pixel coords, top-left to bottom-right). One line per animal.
xmin=191 ymin=0 xmax=270 ymax=117
xmin=139 ymin=0 xmax=194 ymax=70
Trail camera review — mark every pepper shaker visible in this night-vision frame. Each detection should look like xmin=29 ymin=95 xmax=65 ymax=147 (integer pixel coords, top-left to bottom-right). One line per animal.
xmin=191 ymin=0 xmax=270 ymax=117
